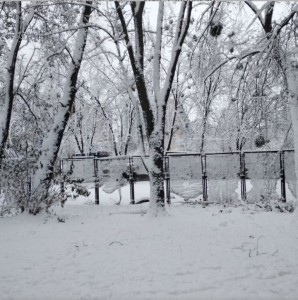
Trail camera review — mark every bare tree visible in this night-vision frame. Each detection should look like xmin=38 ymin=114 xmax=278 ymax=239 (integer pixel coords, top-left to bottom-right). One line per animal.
xmin=115 ymin=1 xmax=192 ymax=215
xmin=245 ymin=1 xmax=298 ymax=202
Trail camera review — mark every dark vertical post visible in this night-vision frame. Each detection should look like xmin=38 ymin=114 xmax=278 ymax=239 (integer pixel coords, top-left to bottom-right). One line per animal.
xmin=27 ymin=162 xmax=32 ymax=196
xmin=59 ymin=159 xmax=66 ymax=207
xmin=240 ymin=152 xmax=246 ymax=201
xmin=94 ymin=159 xmax=99 ymax=205
xmin=164 ymin=156 xmax=171 ymax=204
xmin=129 ymin=156 xmax=135 ymax=204
xmin=27 ymin=174 xmax=32 ymax=195
xmin=280 ymin=151 xmax=286 ymax=202
xmin=26 ymin=147 xmax=32 ymax=196
xmin=95 ymin=183 xmax=100 ymax=205
xmin=60 ymin=180 xmax=65 ymax=197
xmin=202 ymin=154 xmax=208 ymax=203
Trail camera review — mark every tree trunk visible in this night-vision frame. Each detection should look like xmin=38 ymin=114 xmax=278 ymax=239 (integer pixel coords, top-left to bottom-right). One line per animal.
xmin=0 ymin=3 xmax=34 ymax=163
xmin=288 ymin=97 xmax=298 ymax=201
xmin=148 ymin=129 xmax=166 ymax=216
xmin=166 ymin=94 xmax=178 ymax=152
xmin=200 ymin=109 xmax=209 ymax=153
xmin=28 ymin=1 xmax=92 ymax=214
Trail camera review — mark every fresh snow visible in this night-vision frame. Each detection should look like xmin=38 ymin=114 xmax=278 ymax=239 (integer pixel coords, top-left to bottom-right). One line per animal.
xmin=1 ymin=184 xmax=298 ymax=300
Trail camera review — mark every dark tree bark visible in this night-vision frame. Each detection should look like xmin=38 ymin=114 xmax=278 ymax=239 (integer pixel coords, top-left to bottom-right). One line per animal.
xmin=115 ymin=1 xmax=154 ymax=138
xmin=0 ymin=3 xmax=35 ymax=163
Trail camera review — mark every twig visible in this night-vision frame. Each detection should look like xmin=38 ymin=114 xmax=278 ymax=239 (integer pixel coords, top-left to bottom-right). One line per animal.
xmin=272 ymin=249 xmax=278 ymax=256
xmin=108 ymin=241 xmax=123 ymax=246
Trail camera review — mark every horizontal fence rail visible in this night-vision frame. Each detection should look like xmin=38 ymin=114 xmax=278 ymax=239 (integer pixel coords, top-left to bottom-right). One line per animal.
xmin=60 ymin=150 xmax=296 ymax=205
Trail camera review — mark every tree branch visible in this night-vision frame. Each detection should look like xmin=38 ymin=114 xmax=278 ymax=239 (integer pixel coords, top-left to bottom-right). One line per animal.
xmin=153 ymin=1 xmax=164 ymax=97
xmin=115 ymin=1 xmax=154 ymax=138
xmin=16 ymin=93 xmax=38 ymax=125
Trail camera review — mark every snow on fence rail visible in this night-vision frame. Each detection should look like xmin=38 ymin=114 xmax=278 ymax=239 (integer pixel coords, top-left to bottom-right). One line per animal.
xmin=60 ymin=150 xmax=296 ymax=204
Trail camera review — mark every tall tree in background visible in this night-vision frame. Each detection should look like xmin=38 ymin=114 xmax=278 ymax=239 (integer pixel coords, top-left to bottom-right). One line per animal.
xmin=245 ymin=1 xmax=298 ymax=207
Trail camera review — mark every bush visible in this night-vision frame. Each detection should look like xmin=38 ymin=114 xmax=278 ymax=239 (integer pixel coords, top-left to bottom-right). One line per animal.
xmin=255 ymin=197 xmax=295 ymax=213
xmin=0 ymin=157 xmax=34 ymax=215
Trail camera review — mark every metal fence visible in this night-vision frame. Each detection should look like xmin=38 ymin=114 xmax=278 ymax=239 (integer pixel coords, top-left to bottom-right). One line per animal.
xmin=61 ymin=150 xmax=296 ymax=204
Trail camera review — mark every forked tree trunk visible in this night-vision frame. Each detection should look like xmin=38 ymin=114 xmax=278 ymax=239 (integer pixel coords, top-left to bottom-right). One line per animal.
xmin=115 ymin=1 xmax=192 ymax=216
xmin=29 ymin=1 xmax=92 ymax=214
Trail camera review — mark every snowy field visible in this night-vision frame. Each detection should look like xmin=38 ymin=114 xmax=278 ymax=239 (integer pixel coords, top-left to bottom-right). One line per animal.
xmin=1 ymin=183 xmax=298 ymax=300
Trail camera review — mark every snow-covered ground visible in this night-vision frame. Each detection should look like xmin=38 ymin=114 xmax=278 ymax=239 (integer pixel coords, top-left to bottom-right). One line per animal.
xmin=1 ymin=184 xmax=298 ymax=300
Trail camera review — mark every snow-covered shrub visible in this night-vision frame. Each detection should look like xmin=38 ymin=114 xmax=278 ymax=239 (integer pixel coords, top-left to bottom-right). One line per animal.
xmin=255 ymin=197 xmax=295 ymax=213
xmin=27 ymin=173 xmax=90 ymax=214
xmin=59 ymin=159 xmax=93 ymax=206
xmin=0 ymin=157 xmax=86 ymax=214
xmin=57 ymin=164 xmax=91 ymax=208
xmin=0 ymin=157 xmax=34 ymax=215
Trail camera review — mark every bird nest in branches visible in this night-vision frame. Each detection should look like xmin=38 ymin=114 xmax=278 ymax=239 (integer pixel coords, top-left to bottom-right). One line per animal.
xmin=210 ymin=22 xmax=223 ymax=37
xmin=255 ymin=135 xmax=267 ymax=148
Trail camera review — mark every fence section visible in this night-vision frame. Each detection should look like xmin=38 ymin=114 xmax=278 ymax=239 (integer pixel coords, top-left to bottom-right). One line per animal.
xmin=130 ymin=156 xmax=150 ymax=204
xmin=245 ymin=151 xmax=281 ymax=203
xmin=61 ymin=157 xmax=95 ymax=183
xmin=168 ymin=154 xmax=203 ymax=200
xmin=60 ymin=150 xmax=296 ymax=205
xmin=205 ymin=152 xmax=240 ymax=203
xmin=284 ymin=150 xmax=296 ymax=199
xmin=96 ymin=156 xmax=128 ymax=192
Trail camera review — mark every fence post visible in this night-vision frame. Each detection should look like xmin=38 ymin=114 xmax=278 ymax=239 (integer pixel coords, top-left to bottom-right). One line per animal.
xmin=58 ymin=159 xmax=67 ymax=207
xmin=164 ymin=156 xmax=171 ymax=204
xmin=60 ymin=179 xmax=65 ymax=198
xmin=25 ymin=156 xmax=32 ymax=197
xmin=94 ymin=159 xmax=99 ymax=205
xmin=280 ymin=151 xmax=286 ymax=202
xmin=129 ymin=157 xmax=135 ymax=204
xmin=95 ymin=183 xmax=100 ymax=205
xmin=27 ymin=169 xmax=32 ymax=196
xmin=202 ymin=154 xmax=208 ymax=203
xmin=240 ymin=152 xmax=246 ymax=201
